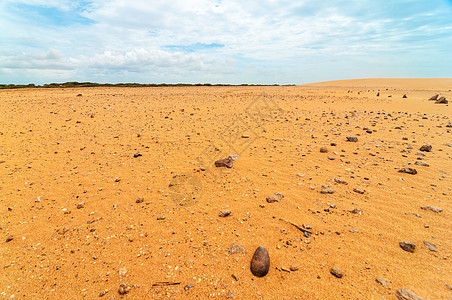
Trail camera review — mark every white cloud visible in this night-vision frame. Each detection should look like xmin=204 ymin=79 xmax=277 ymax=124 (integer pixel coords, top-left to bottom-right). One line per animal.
xmin=0 ymin=0 xmax=451 ymax=84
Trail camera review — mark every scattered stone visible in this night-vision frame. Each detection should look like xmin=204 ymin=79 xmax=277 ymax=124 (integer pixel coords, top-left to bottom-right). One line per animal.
xmin=399 ymin=168 xmax=417 ymax=175
xmin=327 ymin=156 xmax=335 ymax=160
xmin=76 ymin=202 xmax=85 ymax=209
xmin=99 ymin=290 xmax=108 ymax=297
xmin=241 ymin=134 xmax=250 ymax=138
xmin=250 ymin=246 xmax=270 ymax=277
xmin=229 ymin=154 xmax=239 ymax=161
xmin=320 ymin=146 xmax=328 ymax=153
xmin=76 ymin=93 xmax=83 ymax=97
xmin=133 ymin=153 xmax=142 ymax=158
xmin=184 ymin=283 xmax=194 ymax=290
xmin=266 ymin=192 xmax=284 ymax=203
xmin=399 ymin=241 xmax=416 ymax=253
xmin=228 ymin=243 xmax=247 ymax=254
xmin=423 ymin=241 xmax=437 ymax=252
xmin=135 ymin=198 xmax=144 ymax=203
xmin=421 ymin=206 xmax=442 ymax=213
xmin=157 ymin=216 xmax=166 ymax=220
xmin=395 ymin=288 xmax=423 ymax=300
xmin=320 ymin=186 xmax=335 ymax=194
xmin=402 ymin=94 xmax=407 ymax=98
xmin=35 ymin=196 xmax=41 ymax=203
xmin=419 ymin=144 xmax=432 ymax=152
xmin=429 ymin=94 xmax=438 ymax=101
xmin=6 ymin=235 xmax=13 ymax=242
xmin=353 ymin=188 xmax=365 ymax=194
xmin=215 ymin=156 xmax=233 ymax=168
xmin=375 ymin=277 xmax=388 ymax=288
xmin=414 ymin=161 xmax=429 ymax=167
xmin=346 ymin=136 xmax=358 ymax=142
xmin=330 ymin=266 xmax=343 ymax=278
xmin=219 ymin=210 xmax=231 ymax=217
xmin=118 ymin=282 xmax=130 ymax=295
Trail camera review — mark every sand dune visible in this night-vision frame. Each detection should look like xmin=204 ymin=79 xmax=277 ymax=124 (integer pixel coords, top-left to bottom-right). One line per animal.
xmin=0 ymin=79 xmax=450 ymax=299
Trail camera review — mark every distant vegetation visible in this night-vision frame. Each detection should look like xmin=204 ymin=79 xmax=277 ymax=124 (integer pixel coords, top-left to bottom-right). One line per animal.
xmin=0 ymin=82 xmax=294 ymax=89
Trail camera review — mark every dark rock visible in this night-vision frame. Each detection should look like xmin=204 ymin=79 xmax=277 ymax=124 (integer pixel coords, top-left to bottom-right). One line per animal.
xmin=395 ymin=288 xmax=423 ymax=300
xmin=419 ymin=144 xmax=432 ymax=152
xmin=429 ymin=94 xmax=438 ymax=101
xmin=229 ymin=243 xmax=247 ymax=254
xmin=320 ymin=186 xmax=335 ymax=194
xmin=118 ymin=282 xmax=130 ymax=295
xmin=377 ymin=92 xmax=380 ymax=97
xmin=133 ymin=153 xmax=142 ymax=158
xmin=266 ymin=192 xmax=284 ymax=203
xmin=414 ymin=161 xmax=429 ymax=167
xmin=76 ymin=94 xmax=82 ymax=97
xmin=435 ymin=96 xmax=447 ymax=104
xmin=346 ymin=136 xmax=358 ymax=142
xmin=423 ymin=241 xmax=437 ymax=252
xmin=219 ymin=210 xmax=231 ymax=217
xmin=99 ymin=290 xmax=108 ymax=297
xmin=290 ymin=265 xmax=299 ymax=271
xmin=327 ymin=156 xmax=335 ymax=160
xmin=184 ymin=283 xmax=194 ymax=290
xmin=375 ymin=277 xmax=388 ymax=288
xmin=353 ymin=188 xmax=365 ymax=194
xmin=330 ymin=266 xmax=343 ymax=278
xmin=320 ymin=146 xmax=328 ymax=153
xmin=215 ymin=157 xmax=233 ymax=168
xmin=136 ymin=198 xmax=144 ymax=203
xmin=421 ymin=206 xmax=442 ymax=213
xmin=399 ymin=241 xmax=416 ymax=253
xmin=250 ymin=246 xmax=270 ymax=277
xmin=399 ymin=168 xmax=417 ymax=175
xmin=157 ymin=216 xmax=165 ymax=220
xmin=6 ymin=235 xmax=13 ymax=242
xmin=402 ymin=94 xmax=407 ymax=98
xmin=333 ymin=178 xmax=348 ymax=185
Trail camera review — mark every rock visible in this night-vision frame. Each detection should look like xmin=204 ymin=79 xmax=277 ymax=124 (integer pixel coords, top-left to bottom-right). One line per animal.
xmin=135 ymin=198 xmax=144 ymax=203
xmin=118 ymin=282 xmax=130 ymax=295
xmin=119 ymin=267 xmax=127 ymax=277
xmin=377 ymin=92 xmax=380 ymax=96
xmin=353 ymin=188 xmax=365 ymax=194
xmin=414 ymin=161 xmax=429 ymax=167
xmin=435 ymin=97 xmax=447 ymax=104
xmin=219 ymin=210 xmax=231 ymax=217
xmin=330 ymin=266 xmax=343 ymax=278
xmin=327 ymin=156 xmax=335 ymax=160
xmin=375 ymin=277 xmax=388 ymax=288
xmin=6 ymin=235 xmax=13 ymax=242
xmin=250 ymin=246 xmax=270 ymax=277
xmin=76 ymin=93 xmax=83 ymax=97
xmin=419 ymin=144 xmax=432 ymax=152
xmin=290 ymin=265 xmax=299 ymax=271
xmin=402 ymin=94 xmax=407 ymax=98
xmin=399 ymin=168 xmax=417 ymax=175
xmin=76 ymin=202 xmax=85 ymax=209
xmin=346 ymin=136 xmax=358 ymax=142
xmin=320 ymin=186 xmax=335 ymax=194
xmin=226 ymin=290 xmax=234 ymax=298
xmin=229 ymin=154 xmax=239 ymax=161
xmin=241 ymin=134 xmax=250 ymax=138
xmin=133 ymin=153 xmax=142 ymax=158
xmin=320 ymin=146 xmax=328 ymax=153
xmin=157 ymin=216 xmax=165 ymax=220
xmin=447 ymin=122 xmax=452 ymax=128
xmin=184 ymin=283 xmax=194 ymax=290
xmin=423 ymin=241 xmax=437 ymax=252
xmin=266 ymin=192 xmax=284 ymax=203
xmin=395 ymin=288 xmax=423 ymax=300
xmin=99 ymin=290 xmax=108 ymax=297
xmin=399 ymin=241 xmax=416 ymax=253
xmin=421 ymin=206 xmax=442 ymax=213
xmin=429 ymin=94 xmax=438 ymax=101
xmin=228 ymin=243 xmax=247 ymax=254
xmin=215 ymin=157 xmax=233 ymax=168
xmin=333 ymin=178 xmax=348 ymax=185
xmin=35 ymin=196 xmax=41 ymax=203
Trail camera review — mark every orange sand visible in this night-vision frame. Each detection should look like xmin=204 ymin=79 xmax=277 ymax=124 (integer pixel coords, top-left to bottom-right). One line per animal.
xmin=1 ymin=79 xmax=451 ymax=299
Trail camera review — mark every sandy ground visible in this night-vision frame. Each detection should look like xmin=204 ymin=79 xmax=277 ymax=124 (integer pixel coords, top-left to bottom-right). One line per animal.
xmin=0 ymin=79 xmax=451 ymax=299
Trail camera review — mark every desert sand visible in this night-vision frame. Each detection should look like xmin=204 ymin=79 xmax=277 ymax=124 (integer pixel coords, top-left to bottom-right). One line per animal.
xmin=0 ymin=79 xmax=451 ymax=299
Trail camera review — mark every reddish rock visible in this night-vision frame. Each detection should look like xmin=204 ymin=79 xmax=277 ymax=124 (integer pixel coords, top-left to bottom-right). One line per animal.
xmin=250 ymin=246 xmax=270 ymax=277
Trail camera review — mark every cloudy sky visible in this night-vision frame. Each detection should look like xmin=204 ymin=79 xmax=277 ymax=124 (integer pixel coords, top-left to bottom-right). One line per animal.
xmin=1 ymin=0 xmax=451 ymax=85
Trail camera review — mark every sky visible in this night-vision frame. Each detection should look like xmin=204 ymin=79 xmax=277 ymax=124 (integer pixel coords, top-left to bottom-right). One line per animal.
xmin=0 ymin=0 xmax=451 ymax=85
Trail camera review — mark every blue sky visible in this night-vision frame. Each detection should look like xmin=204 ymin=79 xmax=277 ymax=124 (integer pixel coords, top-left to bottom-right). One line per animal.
xmin=0 ymin=0 xmax=451 ymax=85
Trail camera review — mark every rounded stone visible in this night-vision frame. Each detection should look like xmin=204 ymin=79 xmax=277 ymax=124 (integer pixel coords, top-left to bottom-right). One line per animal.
xmin=250 ymin=246 xmax=270 ymax=277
